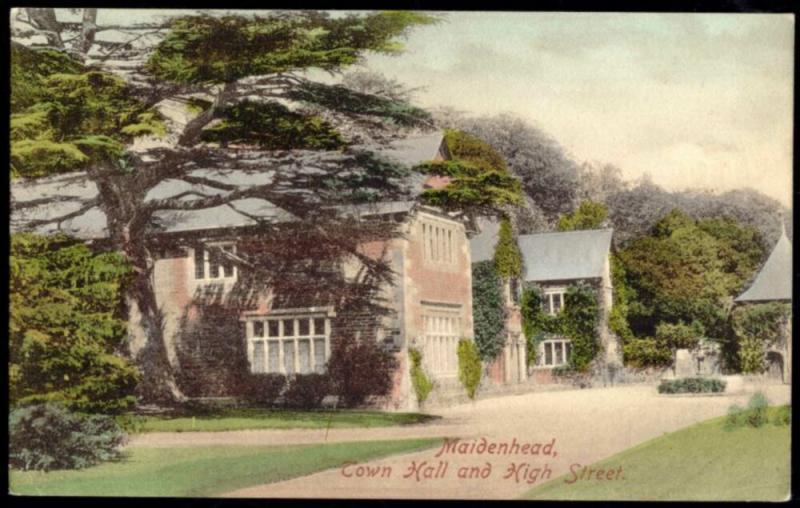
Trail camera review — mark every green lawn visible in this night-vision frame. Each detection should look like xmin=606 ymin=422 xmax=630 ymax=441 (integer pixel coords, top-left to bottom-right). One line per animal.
xmin=10 ymin=438 xmax=441 ymax=497
xmin=119 ymin=409 xmax=439 ymax=433
xmin=522 ymin=407 xmax=791 ymax=501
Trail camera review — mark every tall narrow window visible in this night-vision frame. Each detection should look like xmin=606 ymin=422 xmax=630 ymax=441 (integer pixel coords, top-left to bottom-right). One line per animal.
xmin=194 ymin=248 xmax=205 ymax=279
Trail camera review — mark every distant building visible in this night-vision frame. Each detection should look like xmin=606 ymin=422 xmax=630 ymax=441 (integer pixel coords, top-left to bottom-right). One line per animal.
xmin=735 ymin=224 xmax=792 ymax=383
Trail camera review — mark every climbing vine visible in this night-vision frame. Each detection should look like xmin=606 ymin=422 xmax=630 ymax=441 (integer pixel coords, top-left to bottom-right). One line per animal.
xmin=520 ymin=282 xmax=601 ymax=372
xmin=731 ymin=302 xmax=791 ymax=374
xmin=471 ymin=260 xmax=508 ymax=360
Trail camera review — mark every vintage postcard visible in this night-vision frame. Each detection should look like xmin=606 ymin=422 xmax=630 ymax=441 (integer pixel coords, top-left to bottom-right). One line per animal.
xmin=8 ymin=7 xmax=793 ymax=501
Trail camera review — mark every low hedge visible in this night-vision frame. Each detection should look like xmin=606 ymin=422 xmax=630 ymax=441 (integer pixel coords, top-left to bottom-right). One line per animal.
xmin=657 ymin=377 xmax=726 ymax=394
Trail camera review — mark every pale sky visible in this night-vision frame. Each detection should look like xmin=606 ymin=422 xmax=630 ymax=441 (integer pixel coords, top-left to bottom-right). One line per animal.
xmin=42 ymin=9 xmax=796 ymax=206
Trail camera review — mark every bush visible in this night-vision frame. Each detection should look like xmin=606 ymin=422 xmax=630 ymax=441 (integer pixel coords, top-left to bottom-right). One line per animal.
xmin=409 ymin=347 xmax=434 ymax=404
xmin=236 ymin=373 xmax=287 ymax=407
xmin=725 ymin=404 xmax=745 ymax=428
xmin=745 ymin=391 xmax=769 ymax=427
xmin=327 ymin=337 xmax=397 ymax=408
xmin=725 ymin=394 xmax=779 ymax=429
xmin=283 ymin=374 xmax=330 ymax=409
xmin=657 ymin=377 xmax=726 ymax=394
xmin=772 ymin=405 xmax=791 ymax=426
xmin=472 ymin=260 xmax=508 ymax=361
xmin=624 ymin=338 xmax=673 ymax=368
xmin=9 ymin=403 xmax=126 ymax=471
xmin=457 ymin=339 xmax=482 ymax=399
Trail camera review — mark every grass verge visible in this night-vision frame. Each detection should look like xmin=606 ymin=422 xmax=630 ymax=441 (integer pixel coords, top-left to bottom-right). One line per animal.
xmin=522 ymin=406 xmax=790 ymax=501
xmin=10 ymin=438 xmax=441 ymax=497
xmin=118 ymin=409 xmax=439 ymax=433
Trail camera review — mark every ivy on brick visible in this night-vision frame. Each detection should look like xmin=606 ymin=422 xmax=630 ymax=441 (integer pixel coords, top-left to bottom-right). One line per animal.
xmin=471 ymin=260 xmax=508 ymax=361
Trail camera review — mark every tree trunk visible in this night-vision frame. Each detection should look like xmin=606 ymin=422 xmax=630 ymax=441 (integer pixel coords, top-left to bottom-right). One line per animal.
xmin=26 ymin=8 xmax=64 ymax=50
xmin=74 ymin=8 xmax=98 ymax=61
xmin=94 ymin=166 xmax=187 ymax=406
xmin=129 ymin=264 xmax=186 ymax=405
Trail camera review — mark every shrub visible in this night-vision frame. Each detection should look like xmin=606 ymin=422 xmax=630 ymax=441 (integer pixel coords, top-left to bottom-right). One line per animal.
xmin=745 ymin=391 xmax=769 ymax=427
xmin=623 ymin=338 xmax=673 ymax=368
xmin=282 ymin=374 xmax=330 ymax=409
xmin=725 ymin=404 xmax=745 ymax=428
xmin=409 ymin=347 xmax=434 ymax=404
xmin=772 ymin=405 xmax=791 ymax=426
xmin=236 ymin=373 xmax=287 ymax=407
xmin=327 ymin=337 xmax=397 ymax=408
xmin=655 ymin=321 xmax=703 ymax=350
xmin=457 ymin=339 xmax=482 ymax=400
xmin=9 ymin=403 xmax=126 ymax=471
xmin=657 ymin=377 xmax=726 ymax=394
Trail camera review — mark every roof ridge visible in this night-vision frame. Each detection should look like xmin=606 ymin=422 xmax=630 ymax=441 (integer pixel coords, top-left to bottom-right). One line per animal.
xmin=519 ymin=228 xmax=614 ymax=238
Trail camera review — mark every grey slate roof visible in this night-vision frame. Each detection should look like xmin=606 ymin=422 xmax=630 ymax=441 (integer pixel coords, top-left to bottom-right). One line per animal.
xmin=10 ymin=132 xmax=444 ymax=240
xmin=518 ymin=229 xmax=613 ymax=282
xmin=735 ymin=228 xmax=792 ymax=302
xmin=469 ymin=217 xmax=501 ymax=263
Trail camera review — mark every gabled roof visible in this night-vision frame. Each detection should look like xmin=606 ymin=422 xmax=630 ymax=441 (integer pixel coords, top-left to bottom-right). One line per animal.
xmin=10 ymin=132 xmax=445 ymax=240
xmin=469 ymin=217 xmax=500 ymax=263
xmin=735 ymin=227 xmax=792 ymax=302
xmin=518 ymin=229 xmax=613 ymax=282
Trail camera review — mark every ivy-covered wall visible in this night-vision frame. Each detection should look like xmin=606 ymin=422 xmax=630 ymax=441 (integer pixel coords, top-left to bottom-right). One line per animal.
xmin=520 ymin=281 xmax=601 ymax=373
xmin=471 ymin=260 xmax=508 ymax=360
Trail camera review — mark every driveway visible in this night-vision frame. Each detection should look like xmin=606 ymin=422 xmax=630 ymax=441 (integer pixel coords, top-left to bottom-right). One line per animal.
xmin=214 ymin=382 xmax=790 ymax=499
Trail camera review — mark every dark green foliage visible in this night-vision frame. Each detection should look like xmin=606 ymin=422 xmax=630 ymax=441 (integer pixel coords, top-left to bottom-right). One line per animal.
xmin=494 ymin=218 xmax=523 ymax=278
xmin=147 ymin=11 xmax=438 ymax=84
xmin=457 ymin=339 xmax=482 ymax=399
xmin=471 ymin=261 xmax=508 ymax=361
xmin=200 ymin=100 xmax=345 ymax=150
xmin=557 ymin=200 xmax=608 ymax=231
xmin=655 ymin=321 xmax=704 ymax=350
xmin=727 ymin=392 xmax=771 ymax=428
xmin=731 ymin=303 xmax=791 ymax=374
xmin=11 ymin=43 xmax=164 ymax=178
xmin=286 ymin=81 xmax=433 ymax=127
xmin=9 ymin=403 xmax=126 ymax=471
xmin=408 ymin=348 xmax=434 ymax=404
xmin=282 ymin=374 xmax=331 ymax=409
xmin=561 ymin=284 xmax=600 ymax=372
xmin=417 ymin=129 xmax=522 ymax=214
xmin=657 ymin=377 xmax=726 ymax=394
xmin=622 ymin=338 xmax=673 ymax=368
xmin=10 ymin=233 xmax=139 ymax=413
xmin=618 ymin=209 xmax=766 ymax=342
xmin=236 ymin=374 xmax=287 ymax=406
xmin=609 ymin=254 xmax=634 ymax=344
xmin=326 ymin=338 xmax=397 ymax=408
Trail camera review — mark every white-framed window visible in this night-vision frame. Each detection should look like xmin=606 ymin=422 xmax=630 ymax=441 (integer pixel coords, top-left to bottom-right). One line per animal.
xmin=246 ymin=314 xmax=331 ymax=375
xmin=193 ymin=242 xmax=237 ymax=282
xmin=538 ymin=339 xmax=572 ymax=367
xmin=420 ymin=305 xmax=462 ymax=376
xmin=421 ymin=219 xmax=457 ymax=265
xmin=541 ymin=287 xmax=566 ymax=316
